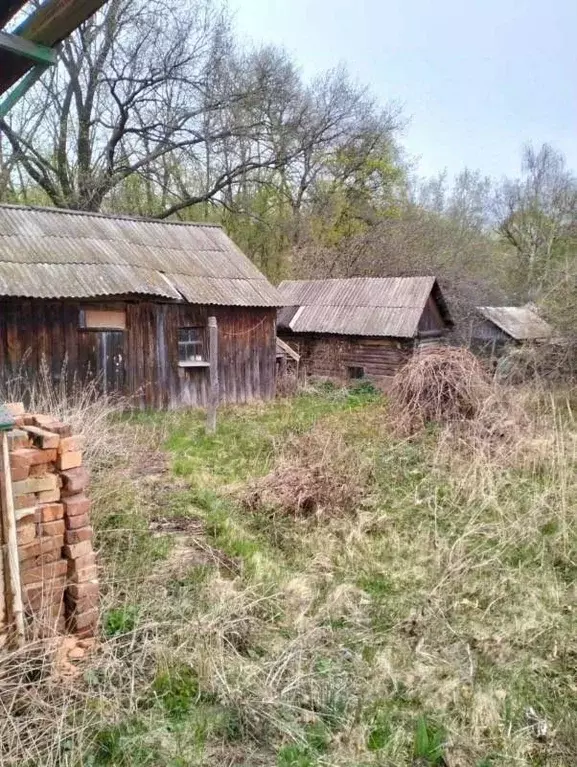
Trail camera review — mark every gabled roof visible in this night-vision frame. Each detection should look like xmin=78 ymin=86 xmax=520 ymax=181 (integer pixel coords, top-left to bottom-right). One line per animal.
xmin=0 ymin=204 xmax=282 ymax=307
xmin=278 ymin=276 xmax=452 ymax=338
xmin=476 ymin=305 xmax=554 ymax=341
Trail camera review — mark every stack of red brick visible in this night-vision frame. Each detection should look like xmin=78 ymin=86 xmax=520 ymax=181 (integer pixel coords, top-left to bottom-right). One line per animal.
xmin=4 ymin=404 xmax=98 ymax=639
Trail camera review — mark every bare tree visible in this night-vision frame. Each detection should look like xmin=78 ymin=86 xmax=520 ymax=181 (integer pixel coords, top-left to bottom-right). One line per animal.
xmin=495 ymin=143 xmax=577 ymax=296
xmin=0 ymin=0 xmax=289 ymax=214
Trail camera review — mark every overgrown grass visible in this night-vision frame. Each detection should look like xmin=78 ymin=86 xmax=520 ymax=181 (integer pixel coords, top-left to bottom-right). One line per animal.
xmin=2 ymin=382 xmax=576 ymax=766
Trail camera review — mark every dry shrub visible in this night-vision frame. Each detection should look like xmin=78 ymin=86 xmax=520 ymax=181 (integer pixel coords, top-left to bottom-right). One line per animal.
xmin=389 ymin=346 xmax=493 ymax=431
xmin=241 ymin=427 xmax=369 ymax=518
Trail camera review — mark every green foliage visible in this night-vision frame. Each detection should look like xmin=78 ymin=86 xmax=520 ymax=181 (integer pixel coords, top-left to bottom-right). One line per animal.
xmin=277 ymin=743 xmax=316 ymax=767
xmin=103 ymin=606 xmax=140 ymax=638
xmin=151 ymin=665 xmax=200 ymax=720
xmin=413 ymin=716 xmax=447 ymax=765
xmin=88 ymin=719 xmax=158 ymax=766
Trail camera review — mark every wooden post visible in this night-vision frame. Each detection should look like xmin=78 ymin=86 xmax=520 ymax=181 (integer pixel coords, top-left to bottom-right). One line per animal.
xmin=206 ymin=316 xmax=219 ymax=433
xmin=1 ymin=432 xmax=25 ymax=647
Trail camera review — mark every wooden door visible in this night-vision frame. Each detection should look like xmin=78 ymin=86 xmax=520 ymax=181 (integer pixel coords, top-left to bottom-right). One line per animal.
xmin=79 ymin=330 xmax=126 ymax=394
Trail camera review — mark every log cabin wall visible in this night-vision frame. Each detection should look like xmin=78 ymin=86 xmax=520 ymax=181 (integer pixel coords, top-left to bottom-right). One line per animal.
xmin=0 ymin=298 xmax=276 ymax=408
xmin=278 ymin=333 xmax=413 ymax=380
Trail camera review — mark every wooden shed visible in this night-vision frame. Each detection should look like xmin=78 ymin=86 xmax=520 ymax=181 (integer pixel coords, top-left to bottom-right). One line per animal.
xmin=472 ymin=305 xmax=555 ymax=356
xmin=0 ymin=204 xmax=283 ymax=408
xmin=277 ymin=277 xmax=452 ymax=382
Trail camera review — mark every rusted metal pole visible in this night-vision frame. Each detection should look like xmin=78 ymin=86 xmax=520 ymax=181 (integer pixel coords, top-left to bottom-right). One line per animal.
xmin=1 ymin=431 xmax=24 ymax=647
xmin=206 ymin=316 xmax=219 ymax=433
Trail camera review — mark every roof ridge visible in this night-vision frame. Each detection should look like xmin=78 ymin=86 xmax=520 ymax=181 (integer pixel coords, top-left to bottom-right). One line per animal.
xmin=0 ymin=203 xmax=223 ymax=229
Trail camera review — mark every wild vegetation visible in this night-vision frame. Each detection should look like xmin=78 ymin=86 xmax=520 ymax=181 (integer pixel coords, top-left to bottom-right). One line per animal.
xmin=1 ymin=378 xmax=575 ymax=767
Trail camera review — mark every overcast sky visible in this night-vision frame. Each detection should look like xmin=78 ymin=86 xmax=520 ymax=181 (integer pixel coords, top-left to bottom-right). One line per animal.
xmin=231 ymin=0 xmax=577 ymax=181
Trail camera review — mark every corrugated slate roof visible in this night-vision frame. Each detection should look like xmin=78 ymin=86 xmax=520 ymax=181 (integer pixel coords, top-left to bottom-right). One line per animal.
xmin=0 ymin=204 xmax=282 ymax=306
xmin=278 ymin=277 xmax=449 ymax=338
xmin=477 ymin=305 xmax=554 ymax=341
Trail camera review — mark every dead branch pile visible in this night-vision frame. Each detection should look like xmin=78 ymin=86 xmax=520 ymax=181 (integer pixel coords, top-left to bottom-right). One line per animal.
xmin=241 ymin=428 xmax=368 ymax=518
xmin=389 ymin=347 xmax=493 ymax=430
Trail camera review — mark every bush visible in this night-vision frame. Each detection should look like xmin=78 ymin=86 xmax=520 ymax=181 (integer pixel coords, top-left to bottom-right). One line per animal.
xmin=389 ymin=347 xmax=492 ymax=431
xmin=241 ymin=426 xmax=370 ymax=518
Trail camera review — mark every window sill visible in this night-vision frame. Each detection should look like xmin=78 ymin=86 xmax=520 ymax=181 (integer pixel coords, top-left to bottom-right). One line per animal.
xmin=178 ymin=360 xmax=210 ymax=368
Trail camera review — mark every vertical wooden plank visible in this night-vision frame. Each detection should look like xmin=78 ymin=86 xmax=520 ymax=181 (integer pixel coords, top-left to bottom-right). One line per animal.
xmin=1 ymin=432 xmax=24 ymax=647
xmin=206 ymin=316 xmax=219 ymax=432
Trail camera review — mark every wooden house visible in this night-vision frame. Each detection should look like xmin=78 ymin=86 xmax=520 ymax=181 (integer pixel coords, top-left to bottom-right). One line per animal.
xmin=277 ymin=277 xmax=452 ymax=382
xmin=472 ymin=305 xmax=555 ymax=356
xmin=0 ymin=204 xmax=283 ymax=408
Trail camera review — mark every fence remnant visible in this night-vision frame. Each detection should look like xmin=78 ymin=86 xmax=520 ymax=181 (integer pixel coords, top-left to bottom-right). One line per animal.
xmin=0 ymin=404 xmax=98 ymax=647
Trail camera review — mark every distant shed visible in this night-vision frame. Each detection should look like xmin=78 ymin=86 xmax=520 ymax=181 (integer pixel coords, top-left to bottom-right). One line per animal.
xmin=0 ymin=204 xmax=283 ymax=408
xmin=277 ymin=277 xmax=453 ymax=382
xmin=472 ymin=305 xmax=555 ymax=353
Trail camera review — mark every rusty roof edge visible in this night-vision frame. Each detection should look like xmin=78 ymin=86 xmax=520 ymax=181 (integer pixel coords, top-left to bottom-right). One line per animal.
xmin=0 ymin=202 xmax=223 ymax=229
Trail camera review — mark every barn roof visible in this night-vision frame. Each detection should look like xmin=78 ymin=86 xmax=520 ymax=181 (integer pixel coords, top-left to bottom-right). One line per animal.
xmin=278 ymin=276 xmax=452 ymax=338
xmin=476 ymin=305 xmax=554 ymax=341
xmin=0 ymin=204 xmax=282 ymax=307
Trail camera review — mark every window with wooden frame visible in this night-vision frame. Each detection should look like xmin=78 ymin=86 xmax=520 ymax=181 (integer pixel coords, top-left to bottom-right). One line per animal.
xmin=347 ymin=365 xmax=365 ymax=380
xmin=178 ymin=327 xmax=207 ymax=366
xmin=79 ymin=308 xmax=126 ymax=330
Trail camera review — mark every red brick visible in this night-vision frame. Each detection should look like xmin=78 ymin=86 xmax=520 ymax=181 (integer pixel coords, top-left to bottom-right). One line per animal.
xmin=22 ymin=548 xmax=63 ymax=570
xmin=12 ymin=474 xmax=58 ymax=497
xmin=23 ymin=583 xmax=66 ymax=611
xmin=65 ymin=526 xmax=93 ymax=545
xmin=68 ymin=552 xmax=96 ymax=571
xmin=65 ymin=589 xmax=99 ymax=613
xmin=40 ymin=519 xmax=65 ymax=537
xmin=19 ymin=535 xmax=63 ymax=562
xmin=38 ymin=489 xmax=61 ymax=503
xmin=22 ymin=584 xmax=64 ymax=612
xmin=59 ymin=435 xmax=86 ymax=454
xmin=16 ymin=523 xmax=37 ymax=545
xmin=11 ymin=465 xmax=29 ymax=481
xmin=16 ymin=507 xmax=36 ymax=525
xmin=38 ymin=503 xmax=64 ymax=523
xmin=60 ymin=467 xmax=90 ymax=496
xmin=14 ymin=494 xmax=36 ymax=510
xmin=29 ymin=463 xmax=56 ymax=478
xmin=21 ymin=559 xmax=67 ymax=585
xmin=57 ymin=451 xmax=82 ymax=471
xmin=68 ymin=608 xmax=98 ymax=632
xmin=67 ymin=581 xmax=99 ymax=600
xmin=23 ymin=425 xmax=60 ymax=450
xmin=68 ymin=564 xmax=98 ymax=583
xmin=65 ymin=513 xmax=90 ymax=530
xmin=10 ymin=448 xmax=57 ymax=469
xmin=63 ymin=495 xmax=91 ymax=517
xmin=63 ymin=539 xmax=93 ymax=559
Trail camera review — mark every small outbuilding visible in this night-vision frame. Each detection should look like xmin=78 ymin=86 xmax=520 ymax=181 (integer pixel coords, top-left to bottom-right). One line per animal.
xmin=0 ymin=204 xmax=283 ymax=408
xmin=277 ymin=276 xmax=453 ymax=382
xmin=472 ymin=305 xmax=555 ymax=355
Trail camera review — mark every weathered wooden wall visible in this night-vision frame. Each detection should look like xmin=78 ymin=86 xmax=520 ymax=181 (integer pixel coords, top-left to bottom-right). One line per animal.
xmin=0 ymin=299 xmax=276 ymax=408
xmin=279 ymin=333 xmax=413 ymax=380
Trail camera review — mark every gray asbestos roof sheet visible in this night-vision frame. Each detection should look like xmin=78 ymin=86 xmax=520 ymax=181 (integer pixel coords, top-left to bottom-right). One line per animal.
xmin=477 ymin=305 xmax=554 ymax=341
xmin=278 ymin=276 xmax=444 ymax=338
xmin=0 ymin=205 xmax=282 ymax=306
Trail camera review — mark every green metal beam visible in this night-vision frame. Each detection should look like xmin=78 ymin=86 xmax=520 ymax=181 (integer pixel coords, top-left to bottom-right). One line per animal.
xmin=0 ymin=29 xmax=56 ymax=65
xmin=0 ymin=64 xmax=49 ymax=119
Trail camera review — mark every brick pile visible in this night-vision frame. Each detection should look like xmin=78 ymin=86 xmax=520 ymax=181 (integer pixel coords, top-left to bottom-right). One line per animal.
xmin=1 ymin=404 xmax=98 ymax=641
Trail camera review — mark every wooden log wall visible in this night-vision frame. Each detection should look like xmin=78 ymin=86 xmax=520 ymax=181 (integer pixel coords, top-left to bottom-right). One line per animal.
xmin=279 ymin=333 xmax=413 ymax=380
xmin=0 ymin=299 xmax=277 ymax=408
